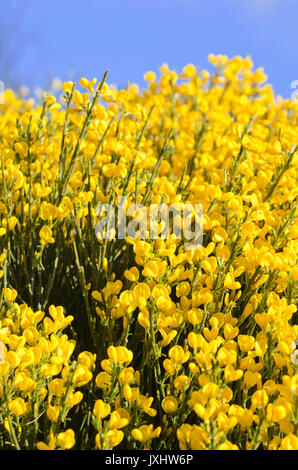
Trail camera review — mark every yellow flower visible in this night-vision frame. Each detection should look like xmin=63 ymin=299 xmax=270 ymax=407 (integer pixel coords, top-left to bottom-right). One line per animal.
xmin=176 ymin=281 xmax=191 ymax=297
xmin=8 ymin=398 xmax=27 ymax=416
xmin=173 ymin=375 xmax=190 ymax=392
xmin=144 ymin=71 xmax=156 ymax=82
xmin=124 ymin=266 xmax=139 ymax=282
xmin=223 ymin=323 xmax=239 ymax=340
xmin=131 ymin=424 xmax=161 ymax=443
xmin=118 ymin=367 xmax=135 ymax=385
xmin=95 ymin=372 xmax=111 ymax=390
xmin=3 ymin=287 xmax=17 ymax=302
xmin=57 ymin=429 xmax=75 ymax=450
xmin=67 ymin=391 xmax=83 ymax=408
xmin=72 ymin=90 xmax=84 ymax=108
xmin=142 ymin=261 xmax=159 ymax=278
xmin=212 ymin=227 xmax=227 ymax=243
xmin=79 ymin=77 xmax=97 ymax=92
xmin=77 ymin=351 xmax=96 ymax=370
xmin=109 ymin=408 xmax=130 ymax=429
xmin=93 ymin=399 xmax=111 ymax=419
xmin=279 ymin=434 xmax=298 ymax=450
xmin=243 ymin=371 xmax=261 ymax=389
xmin=250 ymin=390 xmax=269 ymax=411
xmin=62 ymin=81 xmax=74 ymax=94
xmin=161 ymin=396 xmax=178 ymax=414
xmin=7 ymin=216 xmax=18 ymax=230
xmin=266 ymin=403 xmax=287 ymax=422
xmin=224 ymin=272 xmax=241 ymax=290
xmin=15 ymin=371 xmax=36 ymax=392
xmin=46 ymin=405 xmax=60 ymax=423
xmin=217 ymin=347 xmax=237 ymax=366
xmin=217 ymin=412 xmax=237 ymax=433
xmin=224 ymin=365 xmax=243 ymax=383
xmin=107 ymin=346 xmax=133 ymax=364
xmin=39 ymin=225 xmax=54 ymax=245
xmin=217 ymin=440 xmax=238 ymax=450
xmin=238 ymin=335 xmax=255 ymax=353
xmin=189 ymin=425 xmax=209 ymax=450
xmin=72 ymin=364 xmax=93 ymax=387
xmin=37 ymin=430 xmax=57 ymax=450
xmin=133 ymin=283 xmax=151 ymax=300
xmin=96 ymin=429 xmax=124 ymax=449
xmin=136 ymin=394 xmax=157 ymax=417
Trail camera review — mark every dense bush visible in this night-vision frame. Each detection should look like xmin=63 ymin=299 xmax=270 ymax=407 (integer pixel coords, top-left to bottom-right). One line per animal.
xmin=0 ymin=55 xmax=297 ymax=450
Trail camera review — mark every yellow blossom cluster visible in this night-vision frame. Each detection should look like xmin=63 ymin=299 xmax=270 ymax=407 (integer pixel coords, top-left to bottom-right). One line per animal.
xmin=0 ymin=55 xmax=297 ymax=450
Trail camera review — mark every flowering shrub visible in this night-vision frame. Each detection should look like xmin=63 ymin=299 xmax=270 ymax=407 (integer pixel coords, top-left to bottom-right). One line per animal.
xmin=0 ymin=55 xmax=297 ymax=450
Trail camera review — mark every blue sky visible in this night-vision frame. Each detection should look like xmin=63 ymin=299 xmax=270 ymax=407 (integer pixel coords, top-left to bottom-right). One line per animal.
xmin=1 ymin=0 xmax=298 ymax=99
